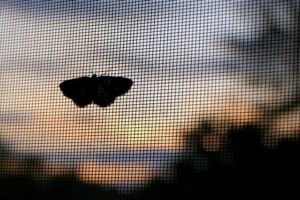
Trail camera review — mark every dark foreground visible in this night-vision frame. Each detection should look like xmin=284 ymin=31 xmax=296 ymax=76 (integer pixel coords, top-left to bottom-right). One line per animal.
xmin=0 ymin=126 xmax=299 ymax=199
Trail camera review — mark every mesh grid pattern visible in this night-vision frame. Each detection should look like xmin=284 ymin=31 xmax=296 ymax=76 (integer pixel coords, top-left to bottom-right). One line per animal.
xmin=0 ymin=1 xmax=299 ymax=199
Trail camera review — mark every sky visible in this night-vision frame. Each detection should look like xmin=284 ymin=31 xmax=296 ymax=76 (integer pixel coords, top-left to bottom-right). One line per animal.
xmin=1 ymin=0 xmax=300 ymax=192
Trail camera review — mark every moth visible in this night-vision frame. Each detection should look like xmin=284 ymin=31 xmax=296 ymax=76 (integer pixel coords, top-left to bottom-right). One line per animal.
xmin=59 ymin=74 xmax=133 ymax=107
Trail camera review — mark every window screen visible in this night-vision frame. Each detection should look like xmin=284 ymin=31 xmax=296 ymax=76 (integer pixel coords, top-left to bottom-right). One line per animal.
xmin=1 ymin=0 xmax=299 ymax=199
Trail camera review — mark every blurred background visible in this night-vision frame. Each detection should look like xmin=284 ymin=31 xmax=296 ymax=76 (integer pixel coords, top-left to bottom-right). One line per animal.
xmin=0 ymin=0 xmax=300 ymax=199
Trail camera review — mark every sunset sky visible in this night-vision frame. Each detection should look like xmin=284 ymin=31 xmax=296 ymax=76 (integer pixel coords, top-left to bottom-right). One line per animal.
xmin=1 ymin=0 xmax=299 ymax=191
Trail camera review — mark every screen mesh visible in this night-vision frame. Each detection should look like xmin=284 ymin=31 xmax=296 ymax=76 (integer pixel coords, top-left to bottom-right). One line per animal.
xmin=0 ymin=0 xmax=299 ymax=199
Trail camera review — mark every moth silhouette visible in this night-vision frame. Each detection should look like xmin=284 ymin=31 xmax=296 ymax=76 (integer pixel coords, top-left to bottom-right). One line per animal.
xmin=59 ymin=75 xmax=133 ymax=107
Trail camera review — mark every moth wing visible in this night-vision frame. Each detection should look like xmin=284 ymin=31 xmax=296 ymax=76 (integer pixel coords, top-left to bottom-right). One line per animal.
xmin=93 ymin=85 xmax=116 ymax=107
xmin=98 ymin=76 xmax=133 ymax=96
xmin=93 ymin=76 xmax=133 ymax=107
xmin=59 ymin=77 xmax=94 ymax=107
